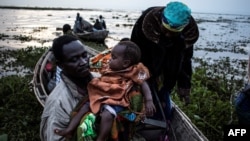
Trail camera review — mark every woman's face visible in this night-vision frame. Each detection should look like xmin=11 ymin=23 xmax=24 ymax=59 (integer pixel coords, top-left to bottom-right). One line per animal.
xmin=160 ymin=24 xmax=181 ymax=38
xmin=60 ymin=40 xmax=90 ymax=78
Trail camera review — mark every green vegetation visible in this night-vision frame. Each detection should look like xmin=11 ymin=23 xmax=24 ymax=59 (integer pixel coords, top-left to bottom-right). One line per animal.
xmin=173 ymin=57 xmax=247 ymax=140
xmin=0 ymin=47 xmax=47 ymax=141
xmin=0 ymin=46 xmax=246 ymax=141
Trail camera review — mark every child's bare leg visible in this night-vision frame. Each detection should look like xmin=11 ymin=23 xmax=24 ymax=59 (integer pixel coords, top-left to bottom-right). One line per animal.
xmin=96 ymin=109 xmax=114 ymax=141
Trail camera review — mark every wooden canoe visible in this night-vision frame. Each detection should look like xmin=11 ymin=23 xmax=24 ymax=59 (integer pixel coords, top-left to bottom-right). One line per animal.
xmin=31 ymin=46 xmax=208 ymax=141
xmin=75 ymin=30 xmax=109 ymax=43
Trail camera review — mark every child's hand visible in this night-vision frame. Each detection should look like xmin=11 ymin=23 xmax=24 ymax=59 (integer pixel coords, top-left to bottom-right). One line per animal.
xmin=145 ymin=100 xmax=156 ymax=116
xmin=54 ymin=129 xmax=72 ymax=139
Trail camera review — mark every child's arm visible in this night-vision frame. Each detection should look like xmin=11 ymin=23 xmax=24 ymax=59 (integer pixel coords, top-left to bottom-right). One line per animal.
xmin=141 ymin=81 xmax=156 ymax=116
xmin=54 ymin=103 xmax=90 ymax=138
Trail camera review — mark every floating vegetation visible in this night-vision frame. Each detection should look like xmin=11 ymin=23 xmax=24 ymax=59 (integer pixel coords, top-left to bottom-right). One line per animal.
xmin=122 ymin=23 xmax=134 ymax=27
xmin=0 ymin=33 xmax=9 ymax=39
xmin=13 ymin=35 xmax=32 ymax=41
xmin=0 ymin=46 xmax=48 ymax=78
xmin=33 ymin=26 xmax=48 ymax=32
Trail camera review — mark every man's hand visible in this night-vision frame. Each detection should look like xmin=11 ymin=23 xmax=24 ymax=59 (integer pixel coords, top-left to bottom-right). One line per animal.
xmin=177 ymin=88 xmax=191 ymax=105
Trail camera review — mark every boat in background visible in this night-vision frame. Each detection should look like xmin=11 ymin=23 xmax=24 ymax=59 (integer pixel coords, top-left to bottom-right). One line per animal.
xmin=31 ymin=46 xmax=208 ymax=141
xmin=75 ymin=30 xmax=109 ymax=43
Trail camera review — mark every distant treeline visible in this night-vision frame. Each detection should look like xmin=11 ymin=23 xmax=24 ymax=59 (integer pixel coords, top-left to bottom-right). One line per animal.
xmin=0 ymin=5 xmax=109 ymax=11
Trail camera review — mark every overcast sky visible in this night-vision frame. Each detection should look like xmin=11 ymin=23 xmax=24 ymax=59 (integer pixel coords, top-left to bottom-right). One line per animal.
xmin=1 ymin=0 xmax=250 ymax=15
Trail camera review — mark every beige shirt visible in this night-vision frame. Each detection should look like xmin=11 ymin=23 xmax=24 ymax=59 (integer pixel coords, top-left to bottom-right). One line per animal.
xmin=40 ymin=74 xmax=86 ymax=141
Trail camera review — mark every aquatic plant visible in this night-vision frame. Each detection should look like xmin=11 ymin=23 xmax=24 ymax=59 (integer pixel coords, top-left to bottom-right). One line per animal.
xmin=173 ymin=57 xmax=246 ymax=140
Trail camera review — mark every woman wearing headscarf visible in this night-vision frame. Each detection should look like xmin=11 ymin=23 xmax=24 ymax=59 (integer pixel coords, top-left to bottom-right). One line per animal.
xmin=131 ymin=1 xmax=199 ymax=123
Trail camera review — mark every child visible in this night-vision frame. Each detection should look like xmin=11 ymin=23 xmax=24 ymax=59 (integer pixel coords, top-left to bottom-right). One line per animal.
xmin=55 ymin=40 xmax=156 ymax=140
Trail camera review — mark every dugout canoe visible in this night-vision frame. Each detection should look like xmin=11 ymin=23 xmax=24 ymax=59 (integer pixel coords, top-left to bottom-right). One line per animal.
xmin=31 ymin=47 xmax=208 ymax=141
xmin=75 ymin=30 xmax=109 ymax=43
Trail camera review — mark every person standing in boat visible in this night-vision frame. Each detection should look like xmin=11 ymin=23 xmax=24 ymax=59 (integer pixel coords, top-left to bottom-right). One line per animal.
xmin=73 ymin=12 xmax=93 ymax=33
xmin=76 ymin=12 xmax=81 ymax=21
xmin=130 ymin=1 xmax=199 ymax=132
xmin=73 ymin=13 xmax=84 ymax=33
xmin=99 ymin=15 xmax=107 ymax=30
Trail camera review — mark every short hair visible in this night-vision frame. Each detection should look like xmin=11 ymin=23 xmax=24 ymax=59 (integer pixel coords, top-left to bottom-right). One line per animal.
xmin=63 ymin=24 xmax=71 ymax=34
xmin=117 ymin=41 xmax=141 ymax=65
xmin=52 ymin=35 xmax=78 ymax=61
xmin=120 ymin=37 xmax=130 ymax=42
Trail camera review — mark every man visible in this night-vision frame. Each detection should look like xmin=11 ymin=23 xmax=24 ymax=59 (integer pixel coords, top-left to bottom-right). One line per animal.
xmin=131 ymin=1 xmax=199 ymax=121
xmin=62 ymin=24 xmax=75 ymax=36
xmin=40 ymin=35 xmax=92 ymax=140
xmin=99 ymin=15 xmax=107 ymax=29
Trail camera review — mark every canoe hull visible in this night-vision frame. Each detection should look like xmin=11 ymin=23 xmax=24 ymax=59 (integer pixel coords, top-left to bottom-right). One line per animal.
xmin=75 ymin=30 xmax=109 ymax=43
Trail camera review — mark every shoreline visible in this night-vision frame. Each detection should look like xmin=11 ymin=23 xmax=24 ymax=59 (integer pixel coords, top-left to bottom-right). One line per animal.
xmin=0 ymin=5 xmax=101 ymax=11
xmin=0 ymin=5 xmax=127 ymax=12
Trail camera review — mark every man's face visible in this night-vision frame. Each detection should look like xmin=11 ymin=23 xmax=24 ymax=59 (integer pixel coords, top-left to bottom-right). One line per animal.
xmin=60 ymin=40 xmax=90 ymax=78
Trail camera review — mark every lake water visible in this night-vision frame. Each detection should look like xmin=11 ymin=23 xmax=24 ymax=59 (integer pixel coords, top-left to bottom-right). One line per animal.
xmin=1 ymin=8 xmax=250 ymax=65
